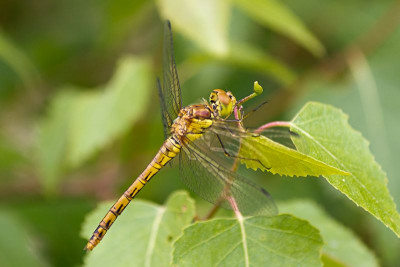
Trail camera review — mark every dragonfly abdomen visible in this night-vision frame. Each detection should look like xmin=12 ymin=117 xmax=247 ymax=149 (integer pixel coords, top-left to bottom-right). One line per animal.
xmin=85 ymin=135 xmax=181 ymax=251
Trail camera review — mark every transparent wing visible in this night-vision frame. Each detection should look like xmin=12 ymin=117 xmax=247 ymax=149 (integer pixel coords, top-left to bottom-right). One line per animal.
xmin=157 ymin=77 xmax=173 ymax=139
xmin=157 ymin=20 xmax=182 ymax=139
xmin=210 ymin=119 xmax=298 ymax=152
xmin=179 ymin=135 xmax=278 ymax=216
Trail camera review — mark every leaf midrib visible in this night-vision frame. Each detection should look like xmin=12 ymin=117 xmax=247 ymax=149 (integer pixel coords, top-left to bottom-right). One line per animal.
xmin=144 ymin=207 xmax=166 ymax=267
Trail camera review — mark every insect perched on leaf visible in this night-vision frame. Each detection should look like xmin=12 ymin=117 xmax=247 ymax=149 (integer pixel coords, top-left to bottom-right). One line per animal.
xmin=85 ymin=21 xmax=284 ymax=251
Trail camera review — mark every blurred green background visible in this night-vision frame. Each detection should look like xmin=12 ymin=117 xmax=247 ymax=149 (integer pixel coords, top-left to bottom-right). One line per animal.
xmin=1 ymin=0 xmax=400 ymax=266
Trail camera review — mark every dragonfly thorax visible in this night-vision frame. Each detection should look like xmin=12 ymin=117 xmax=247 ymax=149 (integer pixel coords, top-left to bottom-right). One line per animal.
xmin=171 ymin=104 xmax=214 ymax=142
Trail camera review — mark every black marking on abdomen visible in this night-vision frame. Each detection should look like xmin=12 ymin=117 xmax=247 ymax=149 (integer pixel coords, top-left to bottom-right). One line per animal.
xmin=129 ymin=188 xmax=138 ymax=198
xmin=150 ymin=162 xmax=161 ymax=170
xmin=116 ymin=204 xmax=125 ymax=214
xmin=97 ymin=230 xmax=104 ymax=238
xmin=171 ymin=136 xmax=181 ymax=147
xmin=109 ymin=209 xmax=118 ymax=217
xmin=144 ymin=170 xmax=153 ymax=180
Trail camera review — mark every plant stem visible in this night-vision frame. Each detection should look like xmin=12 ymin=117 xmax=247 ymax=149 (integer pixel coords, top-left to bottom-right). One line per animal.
xmin=202 ymin=102 xmax=248 ymax=220
xmin=255 ymin=121 xmax=291 ymax=134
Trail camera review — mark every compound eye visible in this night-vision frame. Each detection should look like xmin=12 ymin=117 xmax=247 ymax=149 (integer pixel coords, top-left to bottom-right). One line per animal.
xmin=218 ymin=93 xmax=231 ymax=106
xmin=226 ymin=92 xmax=236 ymax=105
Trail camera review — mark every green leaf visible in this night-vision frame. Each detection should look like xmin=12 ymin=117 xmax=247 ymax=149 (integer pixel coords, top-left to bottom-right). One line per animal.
xmin=0 ymin=136 xmax=26 ymax=174
xmin=239 ymin=134 xmax=349 ymax=177
xmin=227 ymin=43 xmax=296 ymax=86
xmin=173 ymin=214 xmax=323 ymax=266
xmin=156 ymin=0 xmax=230 ymax=56
xmin=0 ymin=211 xmax=47 ymax=267
xmin=290 ymin=102 xmax=400 ymax=238
xmin=37 ymin=56 xmax=151 ymax=193
xmin=81 ymin=191 xmax=195 ymax=267
xmin=280 ymin=200 xmax=379 ymax=267
xmin=67 ymin=56 xmax=152 ymax=166
xmin=36 ymin=91 xmax=76 ymax=194
xmin=234 ymin=0 xmax=325 ymax=57
xmin=186 ymin=42 xmax=296 ymax=86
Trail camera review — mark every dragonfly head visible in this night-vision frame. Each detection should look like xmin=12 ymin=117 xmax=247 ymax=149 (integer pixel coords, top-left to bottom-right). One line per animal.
xmin=209 ymin=89 xmax=237 ymax=118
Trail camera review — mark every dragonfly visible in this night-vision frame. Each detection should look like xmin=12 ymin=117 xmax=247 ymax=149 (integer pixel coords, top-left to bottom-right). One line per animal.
xmin=85 ymin=21 xmax=280 ymax=251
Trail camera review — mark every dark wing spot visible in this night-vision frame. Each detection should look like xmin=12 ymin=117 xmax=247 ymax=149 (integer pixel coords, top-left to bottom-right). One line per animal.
xmin=260 ymin=187 xmax=271 ymax=198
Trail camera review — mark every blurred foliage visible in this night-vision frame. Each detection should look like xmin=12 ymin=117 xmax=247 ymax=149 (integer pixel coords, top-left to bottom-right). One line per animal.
xmin=280 ymin=200 xmax=379 ymax=267
xmin=82 ymin=191 xmax=195 ymax=267
xmin=0 ymin=0 xmax=400 ymax=266
xmin=37 ymin=56 xmax=152 ymax=194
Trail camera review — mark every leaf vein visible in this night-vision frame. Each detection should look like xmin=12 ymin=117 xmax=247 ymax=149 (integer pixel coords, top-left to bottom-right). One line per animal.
xmin=247 ymin=236 xmax=298 ymax=262
xmin=178 ymin=222 xmax=237 ymax=258
xmin=215 ymin=241 xmax=242 ymax=266
xmin=291 ymin=124 xmax=380 ymax=206
xmin=245 ymin=222 xmax=320 ymax=243
xmin=144 ymin=207 xmax=166 ymax=267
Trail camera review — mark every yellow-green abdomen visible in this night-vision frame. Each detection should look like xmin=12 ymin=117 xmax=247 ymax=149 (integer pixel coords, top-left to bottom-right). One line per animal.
xmin=85 ymin=136 xmax=181 ymax=251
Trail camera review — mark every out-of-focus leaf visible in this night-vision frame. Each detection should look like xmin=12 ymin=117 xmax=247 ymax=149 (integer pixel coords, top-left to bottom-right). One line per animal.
xmin=67 ymin=56 xmax=151 ymax=166
xmin=0 ymin=31 xmax=41 ymax=90
xmin=187 ymin=43 xmax=296 ymax=86
xmin=234 ymin=0 xmax=325 ymax=57
xmin=228 ymin=43 xmax=296 ymax=86
xmin=13 ymin=199 xmax=93 ymax=267
xmin=37 ymin=91 xmax=76 ymax=194
xmin=101 ymin=0 xmax=147 ymax=48
xmin=280 ymin=199 xmax=379 ymax=267
xmin=290 ymin=102 xmax=400 ymax=238
xmin=239 ymin=134 xmax=349 ymax=177
xmin=0 ymin=138 xmax=26 ymax=174
xmin=173 ymin=214 xmax=323 ymax=266
xmin=348 ymin=50 xmax=389 ymax=170
xmin=0 ymin=210 xmax=47 ymax=267
xmin=156 ymin=0 xmax=230 ymax=56
xmin=81 ymin=191 xmax=195 ymax=267
xmin=37 ymin=56 xmax=152 ymax=193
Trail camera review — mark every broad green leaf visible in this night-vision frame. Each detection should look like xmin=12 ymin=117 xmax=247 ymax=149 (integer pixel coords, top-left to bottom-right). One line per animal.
xmin=173 ymin=214 xmax=323 ymax=266
xmin=67 ymin=56 xmax=151 ymax=165
xmin=36 ymin=91 xmax=76 ymax=194
xmin=156 ymin=0 xmax=230 ymax=56
xmin=81 ymin=191 xmax=195 ymax=267
xmin=37 ymin=56 xmax=151 ymax=192
xmin=239 ymin=134 xmax=349 ymax=177
xmin=234 ymin=0 xmax=325 ymax=57
xmin=280 ymin=200 xmax=379 ymax=267
xmin=290 ymin=102 xmax=400 ymax=238
xmin=0 ymin=211 xmax=47 ymax=267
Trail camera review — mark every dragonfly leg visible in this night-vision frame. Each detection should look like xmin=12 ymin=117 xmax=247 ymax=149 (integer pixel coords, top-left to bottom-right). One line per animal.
xmin=215 ymin=134 xmax=271 ymax=170
xmin=242 ymin=100 xmax=269 ymax=120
